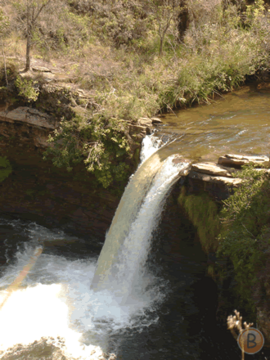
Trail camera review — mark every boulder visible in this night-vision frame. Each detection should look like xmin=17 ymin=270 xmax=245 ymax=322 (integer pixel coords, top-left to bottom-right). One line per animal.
xmin=138 ymin=117 xmax=152 ymax=127
xmin=191 ymin=162 xmax=233 ymax=177
xmin=129 ymin=124 xmax=150 ymax=138
xmin=218 ymin=154 xmax=269 ymax=167
xmin=0 ymin=107 xmax=55 ymax=130
xmin=151 ymin=117 xmax=163 ymax=124
xmin=20 ymin=70 xmax=55 ymax=82
xmin=0 ymin=107 xmax=55 ymax=148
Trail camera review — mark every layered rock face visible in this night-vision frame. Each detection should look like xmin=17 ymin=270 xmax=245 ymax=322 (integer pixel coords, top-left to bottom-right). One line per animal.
xmin=184 ymin=155 xmax=270 ymax=201
xmin=0 ymin=145 xmax=120 ymax=240
xmin=0 ymin=106 xmax=153 ymax=240
xmin=176 ymin=154 xmax=270 ymax=346
xmin=0 ymin=107 xmax=55 ymax=148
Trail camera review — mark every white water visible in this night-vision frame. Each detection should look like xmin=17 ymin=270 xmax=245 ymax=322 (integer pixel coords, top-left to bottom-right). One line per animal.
xmin=0 ymin=223 xmax=164 ymax=359
xmin=91 ymin=156 xmax=190 ymax=303
xmin=139 ymin=134 xmax=164 ymax=164
xmin=0 ymin=135 xmax=190 ymax=359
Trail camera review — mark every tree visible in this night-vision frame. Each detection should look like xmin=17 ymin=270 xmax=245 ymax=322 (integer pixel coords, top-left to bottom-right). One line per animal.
xmin=13 ymin=0 xmax=52 ymax=71
xmin=153 ymin=0 xmax=182 ymax=56
xmin=0 ymin=9 xmax=10 ymax=85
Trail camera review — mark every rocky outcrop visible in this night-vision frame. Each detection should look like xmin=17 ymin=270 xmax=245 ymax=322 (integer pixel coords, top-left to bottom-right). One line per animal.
xmin=188 ymin=171 xmax=242 ymax=186
xmin=0 ymin=107 xmax=55 ymax=148
xmin=0 ymin=105 xmax=150 ymax=240
xmin=218 ymin=154 xmax=269 ymax=167
xmin=184 ymin=155 xmax=269 ymax=201
xmin=138 ymin=117 xmax=162 ymax=126
xmin=191 ymin=162 xmax=233 ymax=177
xmin=185 ymin=161 xmax=240 ymax=201
xmin=178 ymin=154 xmax=270 ymax=347
xmin=0 ymin=140 xmax=121 ymax=240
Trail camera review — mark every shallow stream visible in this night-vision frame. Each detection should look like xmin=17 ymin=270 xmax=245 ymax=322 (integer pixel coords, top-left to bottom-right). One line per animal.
xmin=156 ymin=84 xmax=270 ymax=162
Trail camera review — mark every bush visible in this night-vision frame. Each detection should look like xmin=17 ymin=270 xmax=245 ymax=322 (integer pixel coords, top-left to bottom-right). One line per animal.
xmin=15 ymin=76 xmax=39 ymax=102
xmin=43 ymin=114 xmax=130 ymax=188
xmin=217 ymin=166 xmax=270 ymax=313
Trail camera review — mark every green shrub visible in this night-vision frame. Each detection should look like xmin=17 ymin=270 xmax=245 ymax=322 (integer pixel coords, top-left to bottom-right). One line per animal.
xmin=0 ymin=156 xmax=12 ymax=182
xmin=217 ymin=166 xmax=270 ymax=313
xmin=43 ymin=114 xmax=130 ymax=188
xmin=15 ymin=76 xmax=39 ymax=102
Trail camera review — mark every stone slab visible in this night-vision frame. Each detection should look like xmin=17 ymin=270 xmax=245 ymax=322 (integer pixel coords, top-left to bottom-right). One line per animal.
xmin=191 ymin=162 xmax=233 ymax=177
xmin=188 ymin=170 xmax=242 ymax=186
xmin=151 ymin=117 xmax=163 ymax=124
xmin=0 ymin=107 xmax=55 ymax=129
xmin=218 ymin=154 xmax=269 ymax=167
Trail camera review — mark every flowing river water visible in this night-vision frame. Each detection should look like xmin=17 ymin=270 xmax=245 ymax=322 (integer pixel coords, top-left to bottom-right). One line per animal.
xmin=1 ymin=84 xmax=270 ymax=360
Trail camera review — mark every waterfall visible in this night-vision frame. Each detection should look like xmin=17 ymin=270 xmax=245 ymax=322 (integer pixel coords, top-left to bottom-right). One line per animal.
xmin=139 ymin=134 xmax=163 ymax=164
xmin=91 ymin=136 xmax=190 ymax=303
xmin=0 ymin=135 xmax=190 ymax=359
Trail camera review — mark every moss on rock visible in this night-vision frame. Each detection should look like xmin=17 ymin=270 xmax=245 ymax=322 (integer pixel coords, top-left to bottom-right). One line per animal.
xmin=178 ymin=186 xmax=220 ymax=254
xmin=0 ymin=156 xmax=12 ymax=183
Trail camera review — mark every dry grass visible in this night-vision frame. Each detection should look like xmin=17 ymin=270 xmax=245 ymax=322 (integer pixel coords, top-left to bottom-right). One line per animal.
xmin=1 ymin=0 xmax=270 ymax=186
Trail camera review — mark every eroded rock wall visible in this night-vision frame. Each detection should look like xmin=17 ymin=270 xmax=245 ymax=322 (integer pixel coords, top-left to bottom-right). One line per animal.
xmin=0 ymin=105 xmax=153 ymax=240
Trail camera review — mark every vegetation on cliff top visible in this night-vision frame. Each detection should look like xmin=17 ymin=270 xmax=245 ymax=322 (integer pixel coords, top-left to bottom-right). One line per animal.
xmin=180 ymin=165 xmax=270 ymax=318
xmin=1 ymin=0 xmax=270 ymax=186
xmin=217 ymin=166 xmax=270 ymax=316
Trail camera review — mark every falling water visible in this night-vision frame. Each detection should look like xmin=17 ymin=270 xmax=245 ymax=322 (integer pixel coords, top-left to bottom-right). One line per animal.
xmin=139 ymin=134 xmax=164 ymax=164
xmin=0 ymin=134 xmax=191 ymax=359
xmin=91 ymin=137 xmax=190 ymax=303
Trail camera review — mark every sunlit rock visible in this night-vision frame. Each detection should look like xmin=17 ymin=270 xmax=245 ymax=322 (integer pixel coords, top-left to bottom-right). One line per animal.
xmin=151 ymin=117 xmax=163 ymax=124
xmin=218 ymin=154 xmax=269 ymax=167
xmin=138 ymin=117 xmax=152 ymax=127
xmin=191 ymin=162 xmax=233 ymax=177
xmin=188 ymin=171 xmax=242 ymax=186
xmin=0 ymin=107 xmax=55 ymax=148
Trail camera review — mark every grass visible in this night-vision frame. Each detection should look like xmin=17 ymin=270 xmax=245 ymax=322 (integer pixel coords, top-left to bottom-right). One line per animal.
xmin=1 ymin=0 xmax=270 ymax=187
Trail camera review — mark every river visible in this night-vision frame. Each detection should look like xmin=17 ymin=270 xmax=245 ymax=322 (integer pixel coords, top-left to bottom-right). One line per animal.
xmin=0 ymin=84 xmax=270 ymax=360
